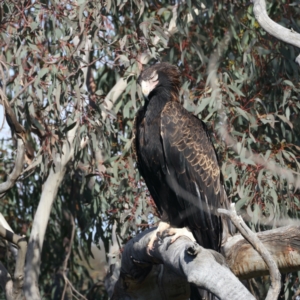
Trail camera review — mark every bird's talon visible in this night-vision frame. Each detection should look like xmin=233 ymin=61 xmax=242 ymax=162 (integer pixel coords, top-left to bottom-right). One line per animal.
xmin=187 ymin=243 xmax=202 ymax=256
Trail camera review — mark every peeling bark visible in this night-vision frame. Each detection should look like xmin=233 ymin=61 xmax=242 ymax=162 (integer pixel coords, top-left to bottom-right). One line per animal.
xmin=224 ymin=225 xmax=300 ymax=279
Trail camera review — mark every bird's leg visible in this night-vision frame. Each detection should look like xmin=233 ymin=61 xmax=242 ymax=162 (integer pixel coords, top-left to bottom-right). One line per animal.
xmin=147 ymin=221 xmax=171 ymax=255
xmin=160 ymin=227 xmax=196 ymax=245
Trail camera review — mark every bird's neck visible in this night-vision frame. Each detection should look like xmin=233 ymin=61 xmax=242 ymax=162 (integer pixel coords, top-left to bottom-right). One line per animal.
xmin=144 ymin=93 xmax=170 ymax=123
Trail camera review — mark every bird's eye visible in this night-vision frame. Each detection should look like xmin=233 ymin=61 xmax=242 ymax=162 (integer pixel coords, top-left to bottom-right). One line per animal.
xmin=149 ymin=74 xmax=158 ymax=81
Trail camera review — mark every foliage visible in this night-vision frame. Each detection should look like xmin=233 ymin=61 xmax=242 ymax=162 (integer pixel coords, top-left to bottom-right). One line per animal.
xmin=0 ymin=0 xmax=299 ymax=299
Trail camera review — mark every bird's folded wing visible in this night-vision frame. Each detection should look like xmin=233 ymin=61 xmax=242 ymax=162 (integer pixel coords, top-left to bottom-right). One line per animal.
xmin=160 ymin=101 xmax=222 ymax=249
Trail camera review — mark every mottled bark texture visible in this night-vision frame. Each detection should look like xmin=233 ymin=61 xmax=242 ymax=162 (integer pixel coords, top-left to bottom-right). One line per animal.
xmin=108 ymin=225 xmax=300 ymax=300
xmin=110 ymin=228 xmax=255 ymax=300
xmin=225 ymin=225 xmax=300 ymax=279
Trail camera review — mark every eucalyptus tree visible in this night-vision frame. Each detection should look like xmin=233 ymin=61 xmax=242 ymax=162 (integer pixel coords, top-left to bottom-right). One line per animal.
xmin=0 ymin=0 xmax=299 ymax=299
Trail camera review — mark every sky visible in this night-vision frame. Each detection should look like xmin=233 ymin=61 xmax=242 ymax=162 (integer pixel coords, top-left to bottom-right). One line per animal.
xmin=0 ymin=105 xmax=12 ymax=139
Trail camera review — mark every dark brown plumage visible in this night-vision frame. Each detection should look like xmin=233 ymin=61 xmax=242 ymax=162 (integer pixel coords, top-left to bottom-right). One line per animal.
xmin=133 ymin=62 xmax=231 ymax=253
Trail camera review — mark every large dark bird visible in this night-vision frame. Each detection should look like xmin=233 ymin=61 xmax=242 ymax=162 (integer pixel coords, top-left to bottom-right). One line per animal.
xmin=133 ymin=63 xmax=231 ymax=299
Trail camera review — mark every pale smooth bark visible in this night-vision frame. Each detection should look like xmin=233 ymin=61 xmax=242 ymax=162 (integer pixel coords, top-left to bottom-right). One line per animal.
xmin=0 ymin=138 xmax=25 ymax=197
xmin=24 ymin=118 xmax=79 ymax=300
xmin=108 ymin=223 xmax=300 ymax=300
xmin=252 ymin=0 xmax=300 ymax=65
xmin=0 ymin=223 xmax=27 ymax=300
xmin=0 ymin=213 xmax=18 ymax=260
xmin=110 ymin=229 xmax=255 ymax=300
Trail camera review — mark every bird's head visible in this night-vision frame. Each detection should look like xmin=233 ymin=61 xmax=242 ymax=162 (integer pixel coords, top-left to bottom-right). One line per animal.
xmin=138 ymin=63 xmax=181 ymax=101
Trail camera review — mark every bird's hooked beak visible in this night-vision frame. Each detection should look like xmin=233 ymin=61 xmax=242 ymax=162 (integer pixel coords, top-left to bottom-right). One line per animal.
xmin=137 ymin=71 xmax=159 ymax=98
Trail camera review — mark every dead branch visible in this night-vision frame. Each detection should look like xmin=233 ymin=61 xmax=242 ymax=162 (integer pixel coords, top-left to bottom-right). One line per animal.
xmin=224 ymin=225 xmax=300 ymax=279
xmin=219 ymin=204 xmax=281 ymax=300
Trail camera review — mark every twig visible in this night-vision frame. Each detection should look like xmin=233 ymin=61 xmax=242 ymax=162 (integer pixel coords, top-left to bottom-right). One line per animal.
xmin=0 ymin=138 xmax=25 ymax=197
xmin=61 ymin=211 xmax=83 ymax=300
xmin=218 ymin=204 xmax=281 ymax=300
xmin=9 ymin=76 xmax=37 ymax=105
xmin=207 ymin=32 xmax=300 ymax=191
xmin=102 ymin=3 xmax=198 ymax=120
xmin=63 ymin=277 xmax=87 ymax=300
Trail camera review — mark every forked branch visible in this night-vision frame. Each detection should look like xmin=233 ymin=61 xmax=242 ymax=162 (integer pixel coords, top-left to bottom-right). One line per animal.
xmin=219 ymin=205 xmax=281 ymax=300
xmin=110 ymin=228 xmax=255 ymax=300
xmin=0 ymin=139 xmax=25 ymax=197
xmin=251 ymin=0 xmax=300 ymax=65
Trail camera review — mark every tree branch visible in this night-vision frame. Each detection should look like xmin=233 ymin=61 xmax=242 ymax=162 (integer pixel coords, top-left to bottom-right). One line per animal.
xmin=224 ymin=225 xmax=300 ymax=279
xmin=0 ymin=224 xmax=27 ymax=299
xmin=60 ymin=211 xmax=87 ymax=300
xmin=24 ymin=116 xmax=79 ymax=300
xmin=0 ymin=138 xmax=25 ymax=197
xmin=101 ymin=4 xmax=197 ymax=120
xmin=110 ymin=228 xmax=255 ymax=300
xmin=107 ymin=222 xmax=300 ymax=299
xmin=219 ymin=205 xmax=281 ymax=300
xmin=251 ymin=0 xmax=300 ymax=65
xmin=0 ymin=213 xmax=18 ymax=260
xmin=207 ymin=32 xmax=300 ymax=192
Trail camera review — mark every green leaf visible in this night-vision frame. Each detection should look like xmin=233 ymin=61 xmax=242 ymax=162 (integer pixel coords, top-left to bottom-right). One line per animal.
xmin=195 ymin=97 xmax=211 ymax=115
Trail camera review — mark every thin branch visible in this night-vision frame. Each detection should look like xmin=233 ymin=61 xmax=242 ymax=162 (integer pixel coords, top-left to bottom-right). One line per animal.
xmin=207 ymin=32 xmax=300 ymax=192
xmin=9 ymin=76 xmax=37 ymax=105
xmin=251 ymin=0 xmax=300 ymax=65
xmin=102 ymin=4 xmax=198 ymax=120
xmin=61 ymin=212 xmax=86 ymax=300
xmin=218 ymin=204 xmax=281 ymax=300
xmin=0 ymin=138 xmax=25 ymax=197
